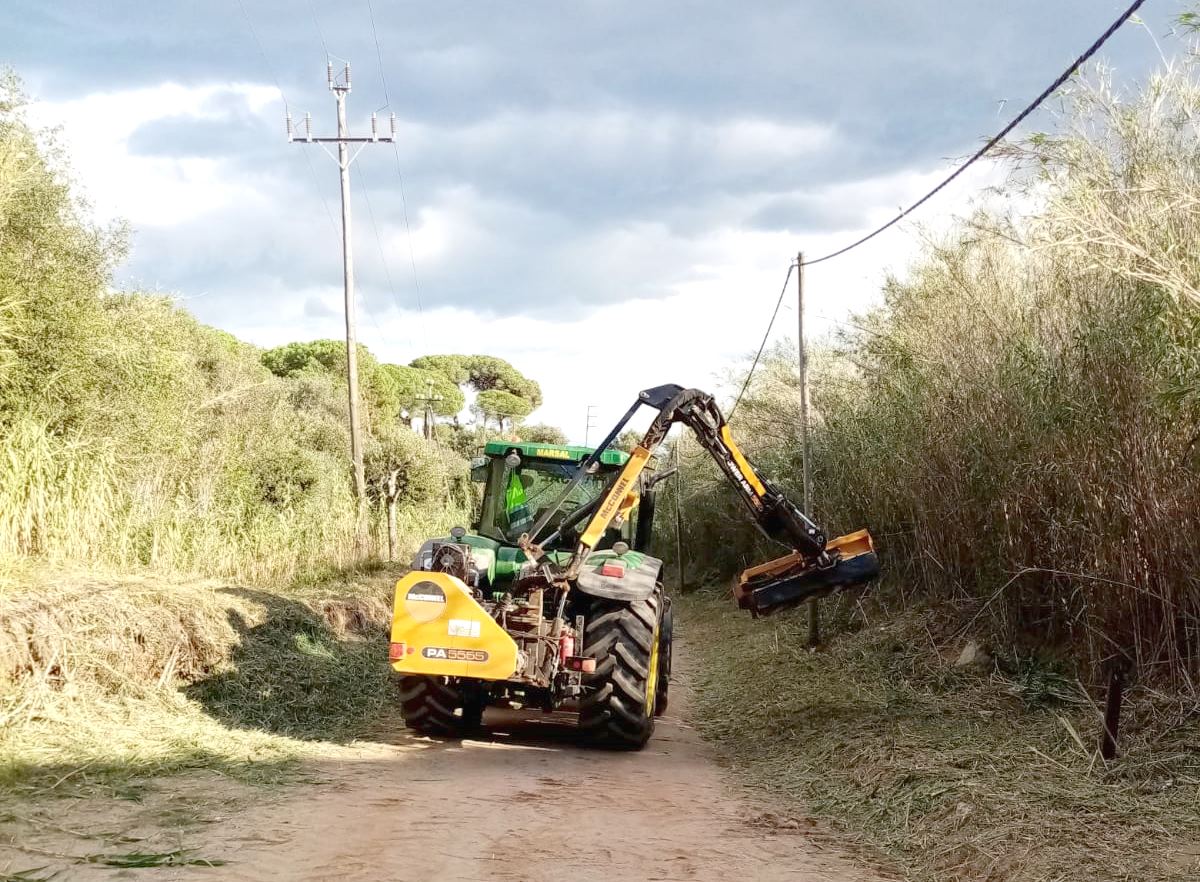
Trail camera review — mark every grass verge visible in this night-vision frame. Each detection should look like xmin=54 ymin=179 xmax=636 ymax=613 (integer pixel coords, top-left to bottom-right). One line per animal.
xmin=0 ymin=563 xmax=402 ymax=798
xmin=680 ymin=588 xmax=1200 ymax=882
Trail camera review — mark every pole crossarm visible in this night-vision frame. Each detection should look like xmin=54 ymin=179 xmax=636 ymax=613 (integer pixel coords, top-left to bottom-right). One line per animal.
xmin=302 ymin=137 xmax=396 ymax=144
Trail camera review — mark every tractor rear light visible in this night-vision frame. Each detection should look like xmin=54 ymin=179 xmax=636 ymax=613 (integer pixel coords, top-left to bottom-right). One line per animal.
xmin=600 ymin=562 xmax=626 ymax=578
xmin=388 ymin=642 xmax=407 ymax=661
xmin=566 ymin=656 xmax=597 ymax=673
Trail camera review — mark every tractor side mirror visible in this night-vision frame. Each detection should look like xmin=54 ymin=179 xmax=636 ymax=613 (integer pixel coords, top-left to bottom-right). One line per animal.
xmin=470 ymin=456 xmax=488 ymax=483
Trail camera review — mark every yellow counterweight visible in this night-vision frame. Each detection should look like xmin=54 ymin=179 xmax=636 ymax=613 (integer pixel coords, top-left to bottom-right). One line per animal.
xmin=389 ymin=571 xmax=520 ymax=681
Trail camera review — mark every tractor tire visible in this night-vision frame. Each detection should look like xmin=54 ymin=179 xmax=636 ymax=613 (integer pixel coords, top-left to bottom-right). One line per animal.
xmin=655 ymin=597 xmax=673 ymax=717
xmin=398 ymin=675 xmax=473 ymax=737
xmin=579 ymin=589 xmax=665 ymax=749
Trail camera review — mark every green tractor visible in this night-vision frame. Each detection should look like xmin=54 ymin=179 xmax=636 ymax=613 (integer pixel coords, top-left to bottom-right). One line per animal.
xmin=389 ymin=440 xmax=673 ymax=749
xmin=388 ymin=383 xmax=880 ymax=750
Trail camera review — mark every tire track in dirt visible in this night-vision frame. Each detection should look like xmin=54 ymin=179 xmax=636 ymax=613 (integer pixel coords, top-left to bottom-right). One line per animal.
xmin=151 ymin=646 xmax=881 ymax=882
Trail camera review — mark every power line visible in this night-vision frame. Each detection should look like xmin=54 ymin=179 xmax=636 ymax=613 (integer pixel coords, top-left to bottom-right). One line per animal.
xmin=309 ymin=0 xmax=331 ymax=60
xmin=357 ymin=0 xmax=428 ymax=341
xmin=731 ymin=0 xmax=1148 ymax=417
xmin=392 ymin=156 xmax=427 ymax=325
xmin=235 ymin=0 xmax=287 ymax=110
xmin=800 ymin=0 xmax=1147 ymax=268
xmin=365 ymin=0 xmax=390 ymax=109
xmin=357 ymin=166 xmax=418 ymax=356
xmin=361 ymin=0 xmax=428 ymax=326
xmin=728 ymin=263 xmax=795 ymax=420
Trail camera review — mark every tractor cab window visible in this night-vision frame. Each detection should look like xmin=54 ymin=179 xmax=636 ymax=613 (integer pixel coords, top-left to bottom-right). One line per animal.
xmin=477 ymin=456 xmax=620 ymax=545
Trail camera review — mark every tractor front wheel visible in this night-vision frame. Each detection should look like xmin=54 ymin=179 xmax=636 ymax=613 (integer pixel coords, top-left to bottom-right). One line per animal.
xmin=398 ymin=675 xmax=478 ymax=737
xmin=578 ymin=590 xmax=665 ymax=749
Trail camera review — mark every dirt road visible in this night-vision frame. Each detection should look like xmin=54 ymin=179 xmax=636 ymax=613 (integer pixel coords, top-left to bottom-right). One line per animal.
xmin=3 ymin=653 xmax=880 ymax=882
xmin=160 ymin=654 xmax=877 ymax=882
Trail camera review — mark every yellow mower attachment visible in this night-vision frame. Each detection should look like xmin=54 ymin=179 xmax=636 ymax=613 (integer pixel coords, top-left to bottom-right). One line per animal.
xmin=734 ymin=529 xmax=879 ymax=615
xmin=389 ymin=571 xmax=520 ymax=681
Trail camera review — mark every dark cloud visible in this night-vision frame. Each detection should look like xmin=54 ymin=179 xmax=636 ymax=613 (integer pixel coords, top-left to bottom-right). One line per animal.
xmin=303 ymin=296 xmax=338 ymax=319
xmin=7 ymin=0 xmax=1181 ymax=322
xmin=126 ymin=95 xmax=276 ymax=159
xmin=745 ymin=195 xmax=873 ymax=234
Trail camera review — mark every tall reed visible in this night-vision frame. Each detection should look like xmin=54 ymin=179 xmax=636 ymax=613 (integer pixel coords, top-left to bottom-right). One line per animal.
xmin=675 ymin=60 xmax=1200 ymax=686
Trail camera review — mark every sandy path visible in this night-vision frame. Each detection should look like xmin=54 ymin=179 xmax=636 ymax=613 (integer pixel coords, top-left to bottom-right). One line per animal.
xmin=1 ymin=649 xmax=881 ymax=881
xmin=152 ymin=650 xmax=878 ymax=882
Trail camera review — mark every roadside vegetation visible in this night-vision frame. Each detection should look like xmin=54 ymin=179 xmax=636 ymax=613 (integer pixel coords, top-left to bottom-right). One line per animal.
xmin=674 ymin=38 xmax=1200 ymax=882
xmin=0 ymin=69 xmax=570 ymax=806
xmin=0 ymin=565 xmax=397 ymax=794
xmin=683 ymin=590 xmax=1200 ymax=881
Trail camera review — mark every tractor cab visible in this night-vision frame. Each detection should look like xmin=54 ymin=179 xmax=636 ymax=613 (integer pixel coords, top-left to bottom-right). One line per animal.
xmin=471 ymin=441 xmax=650 ymax=553
xmin=411 ymin=441 xmax=659 ymax=592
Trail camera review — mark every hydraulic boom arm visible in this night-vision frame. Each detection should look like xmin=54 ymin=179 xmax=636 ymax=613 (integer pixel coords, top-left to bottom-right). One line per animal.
xmin=519 ymin=384 xmax=879 ymax=616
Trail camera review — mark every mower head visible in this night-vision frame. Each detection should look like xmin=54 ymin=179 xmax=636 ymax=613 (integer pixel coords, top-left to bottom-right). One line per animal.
xmin=734 ymin=529 xmax=880 ymax=616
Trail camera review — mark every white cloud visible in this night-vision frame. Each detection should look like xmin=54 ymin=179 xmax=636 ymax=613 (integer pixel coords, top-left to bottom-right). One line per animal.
xmin=28 ymin=81 xmax=280 ymax=227
xmin=28 ymin=78 xmax=1011 ymax=443
xmin=294 ymin=155 xmax=1011 ymax=440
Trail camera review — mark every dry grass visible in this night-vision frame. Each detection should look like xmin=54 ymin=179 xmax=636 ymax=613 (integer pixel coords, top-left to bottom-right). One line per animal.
xmin=666 ymin=53 xmax=1200 ymax=692
xmin=682 ymin=589 xmax=1200 ymax=882
xmin=0 ymin=563 xmax=402 ymax=796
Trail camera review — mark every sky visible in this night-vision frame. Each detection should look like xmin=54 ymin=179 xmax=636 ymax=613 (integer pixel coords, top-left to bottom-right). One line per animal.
xmin=5 ymin=0 xmax=1186 ymax=441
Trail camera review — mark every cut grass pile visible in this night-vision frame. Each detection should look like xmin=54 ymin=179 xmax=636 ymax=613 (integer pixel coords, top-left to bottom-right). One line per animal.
xmin=681 ymin=589 xmax=1200 ymax=882
xmin=0 ymin=563 xmax=401 ymax=796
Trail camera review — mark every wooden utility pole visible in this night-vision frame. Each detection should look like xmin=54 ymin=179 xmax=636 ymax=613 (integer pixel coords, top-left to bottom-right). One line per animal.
xmin=289 ymin=63 xmax=396 ymax=534
xmin=416 ymin=379 xmax=444 ymax=440
xmin=797 ymin=251 xmax=819 ymax=645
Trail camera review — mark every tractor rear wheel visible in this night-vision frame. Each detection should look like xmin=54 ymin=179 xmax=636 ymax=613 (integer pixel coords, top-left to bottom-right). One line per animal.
xmin=654 ymin=597 xmax=673 ymax=717
xmin=578 ymin=589 xmax=665 ymax=749
xmin=398 ymin=675 xmax=476 ymax=736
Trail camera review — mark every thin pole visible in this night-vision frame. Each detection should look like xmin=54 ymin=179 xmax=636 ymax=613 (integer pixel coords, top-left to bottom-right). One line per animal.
xmin=336 ymin=86 xmax=367 ymax=527
xmin=673 ymin=438 xmax=686 ymax=592
xmin=1100 ymin=661 xmax=1127 ymax=760
xmin=798 ymin=251 xmax=819 ymax=645
xmin=290 ymin=64 xmax=397 ymax=549
xmin=585 ymin=404 xmax=597 ymax=447
xmin=797 ymin=251 xmax=812 ymax=516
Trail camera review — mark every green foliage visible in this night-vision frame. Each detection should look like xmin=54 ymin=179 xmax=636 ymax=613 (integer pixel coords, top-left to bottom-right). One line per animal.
xmin=261 ymin=339 xmax=404 ymax=429
xmin=0 ymin=74 xmax=126 ymax=421
xmin=518 ymin=423 xmax=569 ymax=445
xmin=409 ymin=353 xmax=470 ymax=385
xmin=433 ymin=421 xmax=487 ymax=458
xmin=412 ymin=353 xmax=543 ymax=406
xmin=365 ymin=427 xmax=470 ymax=512
xmin=379 ymin=363 xmax=464 ymax=418
xmin=461 ymin=354 xmax=543 ymax=406
xmin=474 ymin=389 xmax=533 ymax=430
xmin=260 ymin=338 xmax=350 ymax=377
xmin=614 ymin=429 xmax=643 ymax=452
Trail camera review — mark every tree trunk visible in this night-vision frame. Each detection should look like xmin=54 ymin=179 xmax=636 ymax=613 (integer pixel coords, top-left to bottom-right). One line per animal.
xmin=386 ymin=470 xmax=399 ymax=561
